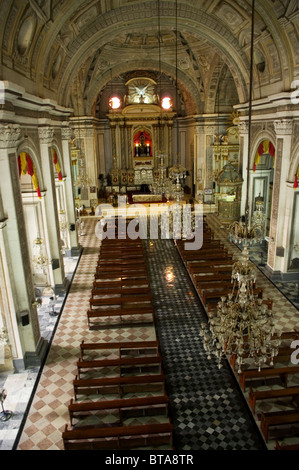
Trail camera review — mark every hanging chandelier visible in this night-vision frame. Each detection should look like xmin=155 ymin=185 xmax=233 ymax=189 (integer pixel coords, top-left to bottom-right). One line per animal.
xmin=200 ymin=244 xmax=281 ymax=373
xmin=169 ymin=164 xmax=186 ymax=202
xmin=32 ymin=236 xmax=49 ymax=269
xmin=200 ymin=0 xmax=280 ymax=373
xmin=228 ymin=211 xmax=264 ymax=245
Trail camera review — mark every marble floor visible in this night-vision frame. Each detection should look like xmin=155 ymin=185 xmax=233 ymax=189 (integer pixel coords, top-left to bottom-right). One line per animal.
xmin=0 ymin=213 xmax=298 ymax=451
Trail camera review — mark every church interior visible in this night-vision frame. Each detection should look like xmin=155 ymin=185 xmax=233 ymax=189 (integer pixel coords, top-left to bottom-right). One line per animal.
xmin=0 ymin=0 xmax=299 ymax=452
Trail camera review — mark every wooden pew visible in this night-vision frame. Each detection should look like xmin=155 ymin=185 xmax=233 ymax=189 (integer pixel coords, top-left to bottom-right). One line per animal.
xmin=95 ymin=265 xmax=147 ymax=274
xmin=77 ymin=355 xmax=163 ymax=378
xmin=79 ymin=340 xmax=159 ymax=360
xmin=87 ymin=306 xmax=154 ymax=328
xmin=197 ymin=281 xmax=233 ymax=296
xmin=188 ymin=260 xmax=233 ymax=275
xmin=73 ymin=374 xmax=166 ymax=400
xmin=94 ymin=270 xmax=149 ymax=281
xmin=275 ymin=440 xmax=299 ymax=450
xmin=62 ymin=422 xmax=174 ymax=450
xmin=260 ymin=409 xmax=299 ymax=442
xmin=193 ymin=267 xmax=235 ymax=283
xmin=90 ymin=286 xmax=151 ymax=297
xmin=202 ymin=287 xmax=263 ymax=306
xmin=177 ymin=242 xmax=225 ymax=258
xmin=68 ymin=395 xmax=169 ymax=427
xmin=93 ymin=279 xmax=149 ymax=290
xmin=89 ymin=294 xmax=152 ymax=307
xmin=99 ymin=253 xmax=145 ymax=260
xmin=238 ymin=365 xmax=299 ymax=391
xmin=248 ymin=386 xmax=299 ymax=413
xmin=196 ymin=274 xmax=232 ymax=294
xmin=97 ymin=259 xmax=146 ymax=267
xmin=274 ymin=331 xmax=299 ymax=341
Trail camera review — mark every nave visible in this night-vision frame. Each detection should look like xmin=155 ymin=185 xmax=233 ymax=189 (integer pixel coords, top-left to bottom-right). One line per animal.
xmin=1 ymin=215 xmax=299 ymax=451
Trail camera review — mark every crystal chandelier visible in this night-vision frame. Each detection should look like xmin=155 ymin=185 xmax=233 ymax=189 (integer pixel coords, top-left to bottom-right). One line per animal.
xmin=252 ymin=194 xmax=266 ymax=227
xmin=169 ymin=164 xmax=186 ymax=203
xmin=32 ymin=236 xmax=49 ymax=268
xmin=200 ymin=244 xmax=281 ymax=373
xmin=73 ymin=170 xmax=91 ymax=189
xmin=200 ymin=0 xmax=280 ymax=373
xmin=228 ymin=212 xmax=264 ymax=245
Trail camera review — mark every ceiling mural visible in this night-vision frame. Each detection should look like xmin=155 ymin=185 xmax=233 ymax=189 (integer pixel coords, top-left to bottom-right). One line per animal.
xmin=0 ymin=0 xmax=298 ymax=116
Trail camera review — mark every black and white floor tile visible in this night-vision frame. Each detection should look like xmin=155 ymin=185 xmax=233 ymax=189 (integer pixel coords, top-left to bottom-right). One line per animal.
xmin=144 ymin=239 xmax=266 ymax=450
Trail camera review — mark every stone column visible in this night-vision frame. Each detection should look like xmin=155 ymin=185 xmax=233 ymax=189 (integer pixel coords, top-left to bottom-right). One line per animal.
xmin=0 ymin=123 xmax=47 ymax=368
xmin=38 ymin=126 xmax=66 ymax=290
xmin=267 ymin=119 xmax=293 ymax=277
xmin=194 ymin=123 xmax=205 ymax=199
xmin=82 ymin=124 xmax=98 ymax=188
xmin=61 ymin=125 xmax=80 ymax=255
xmin=127 ymin=125 xmax=133 ymax=169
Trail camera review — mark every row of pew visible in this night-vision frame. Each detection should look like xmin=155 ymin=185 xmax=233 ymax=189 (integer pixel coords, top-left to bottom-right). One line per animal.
xmin=175 ymin=220 xmax=264 ymax=312
xmin=62 ymin=234 xmax=174 ymax=450
xmin=233 ymin=331 xmax=299 ymax=449
xmin=175 ymin=220 xmax=299 ymax=450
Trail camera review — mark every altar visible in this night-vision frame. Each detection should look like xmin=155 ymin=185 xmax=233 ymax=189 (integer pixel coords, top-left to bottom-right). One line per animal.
xmin=132 ymin=193 xmax=163 ymax=203
xmin=106 ymin=72 xmax=175 ymax=190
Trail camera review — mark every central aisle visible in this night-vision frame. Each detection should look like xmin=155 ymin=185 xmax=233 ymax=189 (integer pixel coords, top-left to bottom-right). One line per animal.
xmin=143 ymin=239 xmax=267 ymax=450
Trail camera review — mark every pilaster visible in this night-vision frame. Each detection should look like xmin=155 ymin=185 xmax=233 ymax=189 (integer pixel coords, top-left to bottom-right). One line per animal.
xmin=38 ymin=126 xmax=66 ymax=290
xmin=0 ymin=123 xmax=47 ymax=369
xmin=61 ymin=125 xmax=80 ymax=253
xmin=267 ymin=119 xmax=293 ymax=274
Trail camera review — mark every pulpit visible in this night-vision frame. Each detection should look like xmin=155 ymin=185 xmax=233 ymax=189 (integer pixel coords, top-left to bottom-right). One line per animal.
xmin=216 ymin=162 xmax=243 ymax=223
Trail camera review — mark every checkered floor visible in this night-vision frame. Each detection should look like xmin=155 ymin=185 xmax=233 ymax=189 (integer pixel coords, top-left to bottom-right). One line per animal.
xmin=0 ymin=214 xmax=298 ymax=450
xmin=143 ymin=239 xmax=266 ymax=450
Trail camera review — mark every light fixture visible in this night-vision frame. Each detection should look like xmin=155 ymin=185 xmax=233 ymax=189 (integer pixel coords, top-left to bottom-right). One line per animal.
xmin=161 ymin=96 xmax=172 ymax=110
xmin=200 ymin=244 xmax=281 ymax=373
xmin=109 ymin=96 xmax=121 ymax=110
xmin=200 ymin=0 xmax=281 ymax=373
xmin=169 ymin=164 xmax=186 ymax=202
xmin=32 ymin=236 xmax=49 ymax=269
xmin=0 ymin=389 xmax=13 ymax=422
xmin=30 ymin=178 xmax=49 ymax=270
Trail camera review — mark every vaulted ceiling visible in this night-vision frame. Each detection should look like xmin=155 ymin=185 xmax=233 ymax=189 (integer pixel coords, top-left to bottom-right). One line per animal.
xmin=1 ymin=0 xmax=298 ymax=116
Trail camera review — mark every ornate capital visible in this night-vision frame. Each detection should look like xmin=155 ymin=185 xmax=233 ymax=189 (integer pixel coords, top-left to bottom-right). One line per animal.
xmin=0 ymin=123 xmax=22 ymax=149
xmin=274 ymin=119 xmax=293 ymax=135
xmin=38 ymin=126 xmax=54 ymax=145
xmin=61 ymin=126 xmax=72 ymax=141
xmin=237 ymin=122 xmax=248 ymax=134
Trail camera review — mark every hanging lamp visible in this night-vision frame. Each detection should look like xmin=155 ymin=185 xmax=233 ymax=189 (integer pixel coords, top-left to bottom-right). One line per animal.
xmin=200 ymin=0 xmax=281 ymax=373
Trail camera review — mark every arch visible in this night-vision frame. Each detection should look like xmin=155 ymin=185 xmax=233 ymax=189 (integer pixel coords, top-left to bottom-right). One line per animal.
xmin=51 ymin=146 xmax=63 ymax=181
xmin=53 ymin=3 xmax=250 ymax=109
xmin=17 ymin=140 xmax=44 ymax=195
xmin=82 ymin=59 xmax=202 ymax=116
xmin=289 ymin=141 xmax=299 ymax=189
xmin=252 ymin=139 xmax=276 ymax=172
xmin=17 ymin=152 xmax=42 ymax=198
